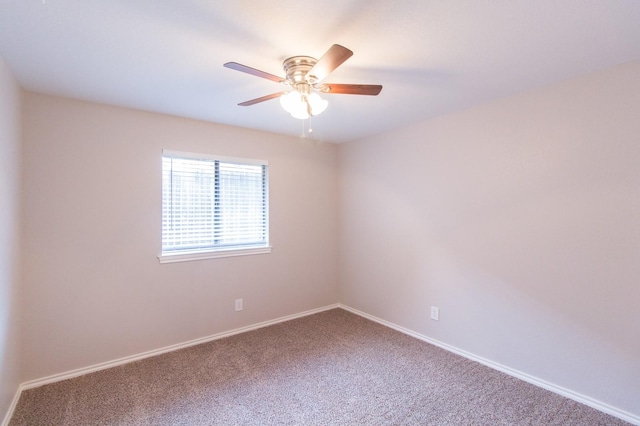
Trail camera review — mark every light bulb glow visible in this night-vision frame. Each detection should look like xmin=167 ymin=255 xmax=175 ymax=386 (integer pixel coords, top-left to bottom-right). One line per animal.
xmin=290 ymin=106 xmax=310 ymax=119
xmin=279 ymin=91 xmax=301 ymax=113
xmin=307 ymin=93 xmax=328 ymax=115
xmin=280 ymin=88 xmax=327 ymax=120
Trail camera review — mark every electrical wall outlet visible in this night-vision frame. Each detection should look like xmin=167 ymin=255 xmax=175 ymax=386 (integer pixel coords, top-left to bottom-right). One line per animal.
xmin=235 ymin=298 xmax=243 ymax=312
xmin=430 ymin=306 xmax=440 ymax=321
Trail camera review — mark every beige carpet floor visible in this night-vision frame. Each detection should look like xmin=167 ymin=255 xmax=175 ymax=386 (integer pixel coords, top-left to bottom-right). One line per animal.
xmin=10 ymin=308 xmax=629 ymax=425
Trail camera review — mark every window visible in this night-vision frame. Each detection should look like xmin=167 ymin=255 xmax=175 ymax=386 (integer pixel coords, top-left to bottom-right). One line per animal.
xmin=159 ymin=150 xmax=270 ymax=263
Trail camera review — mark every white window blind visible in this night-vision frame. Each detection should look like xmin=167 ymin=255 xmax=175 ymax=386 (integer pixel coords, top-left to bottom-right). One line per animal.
xmin=160 ymin=150 xmax=269 ymax=261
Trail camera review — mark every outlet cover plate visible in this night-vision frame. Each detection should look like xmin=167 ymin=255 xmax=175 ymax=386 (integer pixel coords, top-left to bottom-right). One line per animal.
xmin=430 ymin=306 xmax=440 ymax=321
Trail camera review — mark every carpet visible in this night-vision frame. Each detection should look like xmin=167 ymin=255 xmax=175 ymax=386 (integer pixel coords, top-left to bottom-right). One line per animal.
xmin=9 ymin=308 xmax=629 ymax=425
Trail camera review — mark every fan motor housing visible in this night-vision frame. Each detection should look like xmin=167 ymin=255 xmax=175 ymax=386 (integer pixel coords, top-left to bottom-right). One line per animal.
xmin=282 ymin=56 xmax=317 ymax=84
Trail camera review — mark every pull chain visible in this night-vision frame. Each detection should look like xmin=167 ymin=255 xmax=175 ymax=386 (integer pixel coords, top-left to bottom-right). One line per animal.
xmin=300 ymin=116 xmax=314 ymax=138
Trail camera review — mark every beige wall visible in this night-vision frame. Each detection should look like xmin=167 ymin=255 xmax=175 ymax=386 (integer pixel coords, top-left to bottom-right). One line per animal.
xmin=0 ymin=56 xmax=22 ymax=420
xmin=338 ymin=61 xmax=640 ymax=416
xmin=20 ymin=93 xmax=339 ymax=381
xmin=10 ymin=59 xmax=640 ymax=419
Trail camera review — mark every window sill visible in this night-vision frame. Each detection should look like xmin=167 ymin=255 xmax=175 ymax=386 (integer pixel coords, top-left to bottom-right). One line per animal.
xmin=158 ymin=246 xmax=272 ymax=264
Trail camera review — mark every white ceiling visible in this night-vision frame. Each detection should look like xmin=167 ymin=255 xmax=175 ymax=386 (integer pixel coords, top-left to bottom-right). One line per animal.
xmin=1 ymin=1 xmax=640 ymax=143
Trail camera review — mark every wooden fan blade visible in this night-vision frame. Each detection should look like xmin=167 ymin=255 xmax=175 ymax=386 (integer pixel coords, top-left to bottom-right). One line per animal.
xmin=320 ymin=84 xmax=382 ymax=95
xmin=224 ymin=62 xmax=285 ymax=83
xmin=238 ymin=92 xmax=285 ymax=106
xmin=306 ymin=44 xmax=353 ymax=83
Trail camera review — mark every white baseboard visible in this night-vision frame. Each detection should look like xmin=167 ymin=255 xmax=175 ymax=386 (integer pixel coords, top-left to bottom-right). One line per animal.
xmin=1 ymin=388 xmax=22 ymax=426
xmin=2 ymin=303 xmax=339 ymax=425
xmin=338 ymin=304 xmax=640 ymax=426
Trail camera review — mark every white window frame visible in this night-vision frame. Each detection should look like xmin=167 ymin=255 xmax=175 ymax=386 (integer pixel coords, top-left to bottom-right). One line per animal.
xmin=158 ymin=150 xmax=271 ymax=264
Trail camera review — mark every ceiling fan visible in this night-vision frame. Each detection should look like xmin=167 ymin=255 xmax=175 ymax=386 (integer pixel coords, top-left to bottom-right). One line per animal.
xmin=224 ymin=44 xmax=382 ymax=120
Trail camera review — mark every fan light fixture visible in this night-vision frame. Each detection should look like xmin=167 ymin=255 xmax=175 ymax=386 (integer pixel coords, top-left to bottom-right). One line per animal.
xmin=224 ymin=44 xmax=382 ymax=125
xmin=279 ymin=83 xmax=328 ymax=119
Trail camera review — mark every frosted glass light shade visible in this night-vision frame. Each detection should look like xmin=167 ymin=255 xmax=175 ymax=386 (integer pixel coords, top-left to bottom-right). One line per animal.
xmin=307 ymin=93 xmax=328 ymax=115
xmin=280 ymin=91 xmax=301 ymax=113
xmin=290 ymin=106 xmax=310 ymax=120
xmin=279 ymin=90 xmax=328 ymax=119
